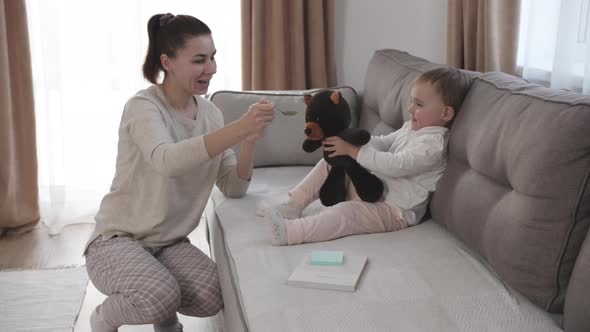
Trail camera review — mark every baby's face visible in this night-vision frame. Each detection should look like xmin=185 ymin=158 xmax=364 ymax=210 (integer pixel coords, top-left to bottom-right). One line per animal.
xmin=408 ymin=81 xmax=452 ymax=130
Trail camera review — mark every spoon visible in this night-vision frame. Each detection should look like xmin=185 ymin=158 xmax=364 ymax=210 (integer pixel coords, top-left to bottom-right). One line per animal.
xmin=275 ymin=107 xmax=298 ymax=116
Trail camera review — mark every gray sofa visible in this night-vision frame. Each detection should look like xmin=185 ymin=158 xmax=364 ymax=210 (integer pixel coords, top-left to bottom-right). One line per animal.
xmin=206 ymin=49 xmax=590 ymax=332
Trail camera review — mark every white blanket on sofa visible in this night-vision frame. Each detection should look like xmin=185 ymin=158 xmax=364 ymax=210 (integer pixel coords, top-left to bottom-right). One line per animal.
xmin=209 ymin=167 xmax=563 ymax=332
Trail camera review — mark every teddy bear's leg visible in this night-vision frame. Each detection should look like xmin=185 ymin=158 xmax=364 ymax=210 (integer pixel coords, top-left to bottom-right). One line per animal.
xmin=346 ymin=163 xmax=384 ymax=203
xmin=319 ymin=167 xmax=347 ymax=207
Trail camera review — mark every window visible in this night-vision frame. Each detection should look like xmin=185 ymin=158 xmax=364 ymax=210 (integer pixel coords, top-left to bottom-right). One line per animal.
xmin=26 ymin=0 xmax=241 ymax=233
xmin=517 ymin=0 xmax=590 ymax=93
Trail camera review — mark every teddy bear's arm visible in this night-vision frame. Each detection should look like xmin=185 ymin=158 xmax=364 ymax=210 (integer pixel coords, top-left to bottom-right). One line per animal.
xmin=339 ymin=128 xmax=371 ymax=146
xmin=303 ymin=139 xmax=323 ymax=152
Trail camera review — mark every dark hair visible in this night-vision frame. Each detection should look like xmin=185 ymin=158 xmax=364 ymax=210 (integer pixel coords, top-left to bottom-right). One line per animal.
xmin=415 ymin=67 xmax=472 ymax=121
xmin=142 ymin=13 xmax=211 ymax=84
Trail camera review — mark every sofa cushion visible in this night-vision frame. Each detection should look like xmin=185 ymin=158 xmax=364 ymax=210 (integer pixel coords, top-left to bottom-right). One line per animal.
xmin=359 ymin=49 xmax=478 ymax=135
xmin=431 ymin=72 xmax=590 ymax=312
xmin=564 ymin=229 xmax=590 ymax=332
xmin=209 ymin=87 xmax=358 ymax=167
xmin=208 ymin=167 xmax=562 ymax=332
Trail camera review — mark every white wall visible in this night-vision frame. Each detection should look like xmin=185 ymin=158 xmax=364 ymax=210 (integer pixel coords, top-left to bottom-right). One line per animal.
xmin=334 ymin=0 xmax=448 ymax=92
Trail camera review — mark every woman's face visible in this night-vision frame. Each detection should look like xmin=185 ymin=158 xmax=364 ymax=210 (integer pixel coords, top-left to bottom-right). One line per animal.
xmin=163 ymin=34 xmax=217 ymax=95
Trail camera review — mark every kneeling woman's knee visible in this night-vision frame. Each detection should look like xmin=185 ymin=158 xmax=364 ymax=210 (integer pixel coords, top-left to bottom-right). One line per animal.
xmin=130 ymin=277 xmax=182 ymax=322
xmin=183 ymin=262 xmax=223 ymax=317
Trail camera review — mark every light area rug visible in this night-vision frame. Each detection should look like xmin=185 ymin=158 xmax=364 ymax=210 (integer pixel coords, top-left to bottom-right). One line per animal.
xmin=0 ymin=267 xmax=89 ymax=332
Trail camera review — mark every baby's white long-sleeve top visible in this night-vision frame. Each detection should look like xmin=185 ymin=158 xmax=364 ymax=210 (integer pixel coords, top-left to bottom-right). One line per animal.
xmin=356 ymin=121 xmax=449 ymax=225
xmin=88 ymin=85 xmax=249 ymax=249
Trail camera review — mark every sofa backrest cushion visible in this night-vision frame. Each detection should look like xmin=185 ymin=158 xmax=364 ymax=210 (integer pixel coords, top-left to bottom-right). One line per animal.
xmin=210 ymin=87 xmax=358 ymax=167
xmin=359 ymin=49 xmax=478 ymax=135
xmin=430 ymin=72 xmax=590 ymax=312
xmin=564 ymin=229 xmax=590 ymax=332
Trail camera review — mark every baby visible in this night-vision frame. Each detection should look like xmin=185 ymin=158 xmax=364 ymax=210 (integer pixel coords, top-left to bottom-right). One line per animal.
xmin=264 ymin=67 xmax=471 ymax=245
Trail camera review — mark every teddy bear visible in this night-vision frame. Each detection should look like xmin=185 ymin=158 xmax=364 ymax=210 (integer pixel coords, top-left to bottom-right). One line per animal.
xmin=302 ymin=90 xmax=384 ymax=207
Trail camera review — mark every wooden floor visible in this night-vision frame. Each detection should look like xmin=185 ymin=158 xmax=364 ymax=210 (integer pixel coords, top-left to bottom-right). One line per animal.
xmin=0 ymin=222 xmax=92 ymax=270
xmin=0 ymin=221 xmax=223 ymax=332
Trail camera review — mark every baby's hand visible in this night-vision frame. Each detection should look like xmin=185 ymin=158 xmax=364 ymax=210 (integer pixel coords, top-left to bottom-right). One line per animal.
xmin=323 ymin=136 xmax=360 ymax=160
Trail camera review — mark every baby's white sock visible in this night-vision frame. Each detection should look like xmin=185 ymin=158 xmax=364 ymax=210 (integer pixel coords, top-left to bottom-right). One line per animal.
xmin=275 ymin=197 xmax=304 ymax=219
xmin=257 ymin=196 xmax=304 ymax=219
xmin=90 ymin=305 xmax=117 ymax=332
xmin=265 ymin=207 xmax=288 ymax=246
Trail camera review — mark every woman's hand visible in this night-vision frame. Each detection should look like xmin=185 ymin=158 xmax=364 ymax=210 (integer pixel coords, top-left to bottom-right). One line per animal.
xmin=244 ymin=127 xmax=265 ymax=144
xmin=236 ymin=100 xmax=273 ymax=180
xmin=323 ymin=136 xmax=360 ymax=160
xmin=240 ymin=99 xmax=274 ymax=139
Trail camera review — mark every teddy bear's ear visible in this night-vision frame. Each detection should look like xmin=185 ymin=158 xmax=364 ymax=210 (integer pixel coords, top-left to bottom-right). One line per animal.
xmin=304 ymin=94 xmax=312 ymax=106
xmin=330 ymin=91 xmax=341 ymax=105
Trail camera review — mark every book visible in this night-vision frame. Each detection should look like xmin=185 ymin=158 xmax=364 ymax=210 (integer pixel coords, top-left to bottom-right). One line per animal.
xmin=286 ymin=253 xmax=368 ymax=292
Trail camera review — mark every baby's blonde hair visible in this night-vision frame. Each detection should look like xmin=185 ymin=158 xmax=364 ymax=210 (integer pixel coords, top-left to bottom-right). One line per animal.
xmin=415 ymin=67 xmax=472 ymax=114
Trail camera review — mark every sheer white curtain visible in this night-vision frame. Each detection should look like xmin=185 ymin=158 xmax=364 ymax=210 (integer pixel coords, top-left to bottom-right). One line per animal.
xmin=518 ymin=0 xmax=590 ymax=93
xmin=26 ymin=0 xmax=241 ymax=235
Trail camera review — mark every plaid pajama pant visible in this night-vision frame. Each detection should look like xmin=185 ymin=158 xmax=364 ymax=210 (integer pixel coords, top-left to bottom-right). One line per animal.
xmin=85 ymin=235 xmax=223 ymax=328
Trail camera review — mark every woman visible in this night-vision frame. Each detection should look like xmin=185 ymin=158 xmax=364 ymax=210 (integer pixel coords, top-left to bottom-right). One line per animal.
xmin=85 ymin=13 xmax=274 ymax=332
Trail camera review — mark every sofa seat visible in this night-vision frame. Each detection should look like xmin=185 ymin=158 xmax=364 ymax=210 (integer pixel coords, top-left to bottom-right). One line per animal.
xmin=207 ymin=166 xmax=563 ymax=332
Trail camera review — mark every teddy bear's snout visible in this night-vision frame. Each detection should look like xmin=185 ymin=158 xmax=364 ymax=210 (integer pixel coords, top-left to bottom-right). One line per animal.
xmin=304 ymin=122 xmax=324 ymax=140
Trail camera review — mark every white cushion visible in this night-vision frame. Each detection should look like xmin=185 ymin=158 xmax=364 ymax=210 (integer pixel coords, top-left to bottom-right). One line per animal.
xmin=209 ymin=87 xmax=359 ymax=167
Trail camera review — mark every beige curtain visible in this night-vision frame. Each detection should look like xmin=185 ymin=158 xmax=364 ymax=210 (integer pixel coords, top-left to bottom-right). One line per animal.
xmin=241 ymin=0 xmax=336 ymax=90
xmin=0 ymin=0 xmax=40 ymax=235
xmin=447 ymin=0 xmax=521 ymax=75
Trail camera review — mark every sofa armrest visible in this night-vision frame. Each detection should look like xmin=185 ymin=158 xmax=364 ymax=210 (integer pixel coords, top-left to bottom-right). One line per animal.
xmin=564 ymin=228 xmax=590 ymax=332
xmin=209 ymin=86 xmax=359 ymax=167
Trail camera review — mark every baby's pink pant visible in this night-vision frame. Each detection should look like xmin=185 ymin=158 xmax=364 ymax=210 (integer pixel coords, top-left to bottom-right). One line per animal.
xmin=286 ymin=159 xmax=408 ymax=245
